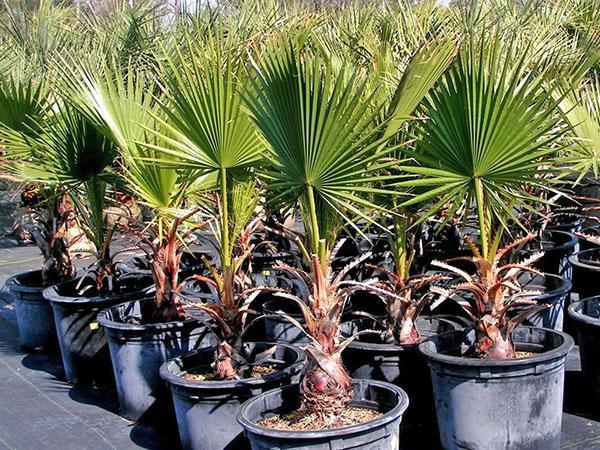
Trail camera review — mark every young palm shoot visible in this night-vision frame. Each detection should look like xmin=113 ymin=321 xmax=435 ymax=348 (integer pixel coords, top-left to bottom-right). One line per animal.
xmin=343 ymin=37 xmax=458 ymax=346
xmin=398 ymin=36 xmax=567 ymax=359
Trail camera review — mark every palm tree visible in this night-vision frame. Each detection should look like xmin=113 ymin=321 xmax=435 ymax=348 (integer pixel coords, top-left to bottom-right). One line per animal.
xmin=398 ymin=34 xmax=568 ymax=358
xmin=140 ymin=33 xmax=267 ymax=378
xmin=1 ymin=99 xmax=118 ymax=292
xmin=244 ymin=37 xmax=417 ymax=415
xmin=0 ymin=76 xmax=76 ymax=284
xmin=66 ymin=62 xmax=216 ymax=320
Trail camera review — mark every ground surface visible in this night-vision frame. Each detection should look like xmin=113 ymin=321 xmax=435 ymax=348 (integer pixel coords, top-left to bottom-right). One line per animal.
xmin=0 ymin=243 xmax=599 ymax=450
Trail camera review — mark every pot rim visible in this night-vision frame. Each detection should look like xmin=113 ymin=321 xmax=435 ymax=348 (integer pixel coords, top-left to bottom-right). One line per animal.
xmin=159 ymin=341 xmax=306 ymax=390
xmin=6 ymin=270 xmax=46 ymax=292
xmin=568 ymin=296 xmax=600 ymax=327
xmin=97 ymin=298 xmax=201 ymax=332
xmin=527 ymin=273 xmax=572 ymax=301
xmin=569 ymin=248 xmax=600 ymax=271
xmin=236 ymin=379 xmax=409 ymax=440
xmin=418 ymin=326 xmax=574 ymax=368
xmin=522 ymin=229 xmax=578 ymax=254
xmin=343 ymin=316 xmax=461 ymax=352
xmin=43 ymin=275 xmax=154 ymax=305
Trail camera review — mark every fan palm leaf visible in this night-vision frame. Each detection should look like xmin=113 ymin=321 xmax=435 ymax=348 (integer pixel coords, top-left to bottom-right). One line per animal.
xmin=557 ymin=76 xmax=600 ymax=180
xmin=246 ymin=40 xmax=404 ymax=260
xmin=398 ymin=35 xmax=567 ymax=260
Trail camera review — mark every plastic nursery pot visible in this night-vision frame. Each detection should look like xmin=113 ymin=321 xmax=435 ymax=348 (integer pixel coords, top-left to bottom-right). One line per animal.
xmin=341 ymin=316 xmax=461 ymax=448
xmin=341 ymin=316 xmax=461 ymax=385
xmin=579 ymin=225 xmax=600 ymax=251
xmin=6 ymin=270 xmax=63 ymax=352
xmin=160 ymin=342 xmax=306 ymax=450
xmin=43 ymin=275 xmax=154 ymax=384
xmin=520 ymin=230 xmax=578 ymax=279
xmin=568 ymin=297 xmax=600 ymax=403
xmin=419 ymin=326 xmax=573 ymax=450
xmin=263 ymin=299 xmax=308 ymax=346
xmin=244 ymin=273 xmax=301 ymax=342
xmin=570 ymin=248 xmax=600 ymax=299
xmin=237 ymin=379 xmax=409 ymax=450
xmin=97 ymin=299 xmax=216 ymax=421
xmin=509 ymin=272 xmax=572 ymax=331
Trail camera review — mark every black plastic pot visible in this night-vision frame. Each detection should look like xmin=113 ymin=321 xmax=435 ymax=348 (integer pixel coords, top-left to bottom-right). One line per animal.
xmin=510 ymin=272 xmax=572 ymax=331
xmin=520 ymin=230 xmax=578 ymax=279
xmin=570 ymin=248 xmax=600 ymax=299
xmin=6 ymin=270 xmax=59 ymax=351
xmin=420 ymin=326 xmax=573 ymax=450
xmin=341 ymin=316 xmax=461 ymax=448
xmin=43 ymin=276 xmax=154 ymax=384
xmin=119 ymin=251 xmax=215 ymax=277
xmin=97 ymin=299 xmax=216 ymax=421
xmin=342 ymin=316 xmax=461 ymax=384
xmin=243 ymin=272 xmax=303 ymax=342
xmin=568 ymin=297 xmax=600 ymax=403
xmin=547 ymin=212 xmax=584 ymax=234
xmin=237 ymin=379 xmax=409 ymax=449
xmin=263 ymin=298 xmax=309 ymax=346
xmin=160 ymin=342 xmax=306 ymax=450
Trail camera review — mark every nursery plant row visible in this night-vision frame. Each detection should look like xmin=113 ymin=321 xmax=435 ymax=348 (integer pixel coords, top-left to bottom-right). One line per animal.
xmin=1 ymin=1 xmax=600 ymax=449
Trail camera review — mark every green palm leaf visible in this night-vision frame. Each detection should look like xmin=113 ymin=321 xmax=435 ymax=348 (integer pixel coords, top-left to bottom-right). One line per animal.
xmin=148 ymin=35 xmax=263 ymax=174
xmin=557 ymin=76 xmax=600 ymax=180
xmin=399 ymin=36 xmax=566 ymax=259
xmin=0 ymin=77 xmax=49 ymax=134
xmin=246 ymin=40 xmax=403 ymax=257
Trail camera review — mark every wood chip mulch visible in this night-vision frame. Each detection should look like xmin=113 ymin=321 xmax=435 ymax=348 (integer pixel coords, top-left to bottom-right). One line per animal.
xmin=181 ymin=364 xmax=279 ymax=381
xmin=258 ymin=407 xmax=382 ymax=431
xmin=249 ymin=365 xmax=278 ymax=378
xmin=515 ymin=351 xmax=536 ymax=358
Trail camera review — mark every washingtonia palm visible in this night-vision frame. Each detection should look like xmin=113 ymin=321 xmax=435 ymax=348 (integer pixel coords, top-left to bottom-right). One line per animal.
xmin=69 ymin=63 xmax=215 ymax=320
xmin=0 ymin=77 xmax=75 ymax=284
xmin=245 ymin=40 xmax=410 ymax=415
xmin=344 ymin=37 xmax=459 ymax=346
xmin=1 ymin=101 xmax=118 ymax=292
xmin=142 ymin=35 xmax=268 ymax=378
xmin=399 ymin=36 xmax=568 ymax=359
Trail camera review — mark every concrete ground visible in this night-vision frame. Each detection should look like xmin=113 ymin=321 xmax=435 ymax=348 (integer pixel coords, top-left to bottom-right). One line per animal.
xmin=0 ymin=243 xmax=598 ymax=449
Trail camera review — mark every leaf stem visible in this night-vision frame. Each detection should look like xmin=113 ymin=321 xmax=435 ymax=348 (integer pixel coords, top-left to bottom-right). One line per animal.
xmin=306 ymin=184 xmax=321 ymax=256
xmin=220 ymin=166 xmax=231 ymax=268
xmin=474 ymin=176 xmax=489 ymax=260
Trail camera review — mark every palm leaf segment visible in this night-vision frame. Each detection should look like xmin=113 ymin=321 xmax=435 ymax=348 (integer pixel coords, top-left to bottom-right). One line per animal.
xmin=400 ymin=37 xmax=566 ymax=259
xmin=0 ymin=76 xmax=49 ymax=134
